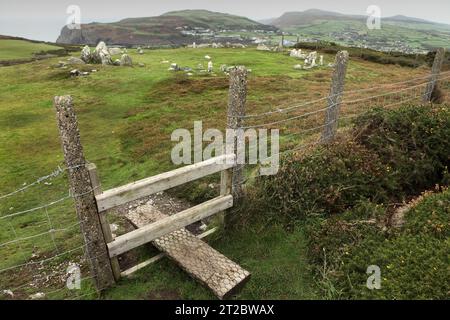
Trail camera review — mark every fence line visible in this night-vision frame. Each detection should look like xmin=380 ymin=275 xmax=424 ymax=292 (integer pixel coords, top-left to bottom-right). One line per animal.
xmin=1 ymin=48 xmax=448 ymax=300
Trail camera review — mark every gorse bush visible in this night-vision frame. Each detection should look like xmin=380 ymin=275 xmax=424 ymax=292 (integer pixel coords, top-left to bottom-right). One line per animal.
xmin=307 ymin=188 xmax=450 ymax=299
xmin=241 ymin=104 xmax=450 ymax=299
xmin=255 ymin=104 xmax=450 ymax=222
xmin=354 ymin=105 xmax=450 ymax=193
xmin=258 ymin=139 xmax=394 ymax=220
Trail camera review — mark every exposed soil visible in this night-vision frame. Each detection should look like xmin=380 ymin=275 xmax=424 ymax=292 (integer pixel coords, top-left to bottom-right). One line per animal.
xmin=145 ymin=288 xmax=181 ymax=300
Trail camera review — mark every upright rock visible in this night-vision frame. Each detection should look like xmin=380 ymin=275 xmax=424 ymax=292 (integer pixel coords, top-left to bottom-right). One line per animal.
xmin=94 ymin=42 xmax=113 ymax=65
xmin=120 ymin=54 xmax=133 ymax=66
xmin=80 ymin=45 xmax=93 ymax=63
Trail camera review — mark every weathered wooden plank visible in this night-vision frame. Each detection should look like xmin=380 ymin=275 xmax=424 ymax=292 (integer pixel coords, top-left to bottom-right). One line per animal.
xmin=125 ymin=204 xmax=250 ymax=299
xmin=120 ymin=227 xmax=217 ymax=277
xmin=108 ymin=195 xmax=233 ymax=258
xmin=96 ymin=154 xmax=236 ymax=212
xmin=86 ymin=163 xmax=122 ymax=281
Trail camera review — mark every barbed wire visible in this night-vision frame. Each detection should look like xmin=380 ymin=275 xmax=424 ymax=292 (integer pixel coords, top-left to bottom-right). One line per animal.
xmin=242 ymin=103 xmax=336 ymax=129
xmin=0 ymin=163 xmax=86 ymax=201
xmin=0 ymin=185 xmax=100 ymax=221
xmin=0 ymin=221 xmax=81 ymax=249
xmin=231 ymin=71 xmax=450 ymax=120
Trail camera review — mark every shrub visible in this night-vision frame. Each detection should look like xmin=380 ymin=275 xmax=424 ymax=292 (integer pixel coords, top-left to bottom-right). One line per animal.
xmin=306 ymin=189 xmax=450 ymax=299
xmin=257 ymin=138 xmax=395 ymax=220
xmin=354 ymin=105 xmax=450 ymax=194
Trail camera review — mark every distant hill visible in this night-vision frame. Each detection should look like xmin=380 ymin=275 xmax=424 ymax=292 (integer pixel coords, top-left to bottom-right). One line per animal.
xmin=266 ymin=9 xmax=450 ymax=53
xmin=0 ymin=35 xmax=79 ymax=65
xmin=57 ymin=10 xmax=278 ymax=46
xmin=270 ymin=9 xmax=365 ymax=28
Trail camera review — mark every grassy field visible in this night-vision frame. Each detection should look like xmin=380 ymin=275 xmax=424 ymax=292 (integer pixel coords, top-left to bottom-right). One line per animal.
xmin=0 ymin=42 xmax=437 ymax=299
xmin=0 ymin=39 xmax=62 ymax=61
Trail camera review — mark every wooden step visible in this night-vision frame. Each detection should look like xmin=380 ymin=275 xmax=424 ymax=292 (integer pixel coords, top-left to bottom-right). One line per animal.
xmin=125 ymin=204 xmax=250 ymax=299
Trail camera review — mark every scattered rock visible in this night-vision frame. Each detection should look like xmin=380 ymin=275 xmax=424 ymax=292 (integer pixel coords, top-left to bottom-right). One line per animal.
xmin=168 ymin=63 xmax=181 ymax=71
xmin=257 ymin=44 xmax=270 ymax=51
xmin=29 ymin=292 xmax=45 ymax=300
xmin=70 ymin=69 xmax=90 ymax=77
xmin=204 ymin=55 xmax=211 ymax=60
xmin=67 ymin=57 xmax=85 ymax=65
xmin=294 ymin=64 xmax=302 ymax=70
xmin=110 ymin=224 xmax=119 ymax=232
xmin=2 ymin=290 xmax=14 ymax=298
xmin=138 ymin=63 xmax=145 ymax=67
xmin=109 ymin=47 xmax=122 ymax=55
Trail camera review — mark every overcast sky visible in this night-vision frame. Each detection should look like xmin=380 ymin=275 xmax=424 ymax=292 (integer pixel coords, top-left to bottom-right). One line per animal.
xmin=1 ymin=0 xmax=450 ymax=42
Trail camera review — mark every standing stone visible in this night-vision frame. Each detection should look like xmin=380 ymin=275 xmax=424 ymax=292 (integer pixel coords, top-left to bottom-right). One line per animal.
xmin=94 ymin=42 xmax=112 ymax=65
xmin=320 ymin=55 xmax=324 ymax=66
xmin=120 ymin=54 xmax=133 ymax=66
xmin=80 ymin=45 xmax=92 ymax=63
xmin=208 ymin=61 xmax=213 ymax=73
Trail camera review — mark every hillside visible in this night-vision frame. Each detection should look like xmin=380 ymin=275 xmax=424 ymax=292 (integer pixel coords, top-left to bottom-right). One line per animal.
xmin=0 ymin=35 xmax=79 ymax=65
xmin=268 ymin=9 xmax=450 ymax=53
xmin=56 ymin=10 xmax=277 ymax=46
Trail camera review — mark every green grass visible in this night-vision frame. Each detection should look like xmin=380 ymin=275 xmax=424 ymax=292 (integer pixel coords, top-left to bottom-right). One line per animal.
xmin=0 ymin=40 xmax=61 ymax=60
xmin=103 ymin=223 xmax=318 ymax=300
xmin=0 ymin=44 xmax=436 ymax=299
xmin=306 ymin=188 xmax=450 ymax=299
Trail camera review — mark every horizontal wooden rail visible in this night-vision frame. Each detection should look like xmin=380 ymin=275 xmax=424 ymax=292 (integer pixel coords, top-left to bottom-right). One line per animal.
xmin=96 ymin=154 xmax=236 ymax=212
xmin=108 ymin=195 xmax=233 ymax=258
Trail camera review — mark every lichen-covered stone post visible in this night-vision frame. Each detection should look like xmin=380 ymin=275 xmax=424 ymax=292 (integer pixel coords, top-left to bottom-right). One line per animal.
xmin=321 ymin=51 xmax=349 ymax=142
xmin=423 ymin=48 xmax=446 ymax=102
xmin=226 ymin=67 xmax=248 ymax=204
xmin=54 ymin=95 xmax=115 ymax=291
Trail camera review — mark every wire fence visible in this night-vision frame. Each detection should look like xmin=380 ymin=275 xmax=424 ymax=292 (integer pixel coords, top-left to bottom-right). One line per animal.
xmin=0 ymin=165 xmax=100 ymax=300
xmin=241 ymin=70 xmax=450 ymax=182
xmin=1 ymin=63 xmax=449 ymax=300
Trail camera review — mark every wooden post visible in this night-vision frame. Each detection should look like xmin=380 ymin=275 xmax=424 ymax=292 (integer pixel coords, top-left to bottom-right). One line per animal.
xmin=226 ymin=66 xmax=248 ymax=204
xmin=86 ymin=163 xmax=121 ymax=281
xmin=321 ymin=51 xmax=349 ymax=142
xmin=54 ymin=95 xmax=115 ymax=290
xmin=423 ymin=48 xmax=446 ymax=102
